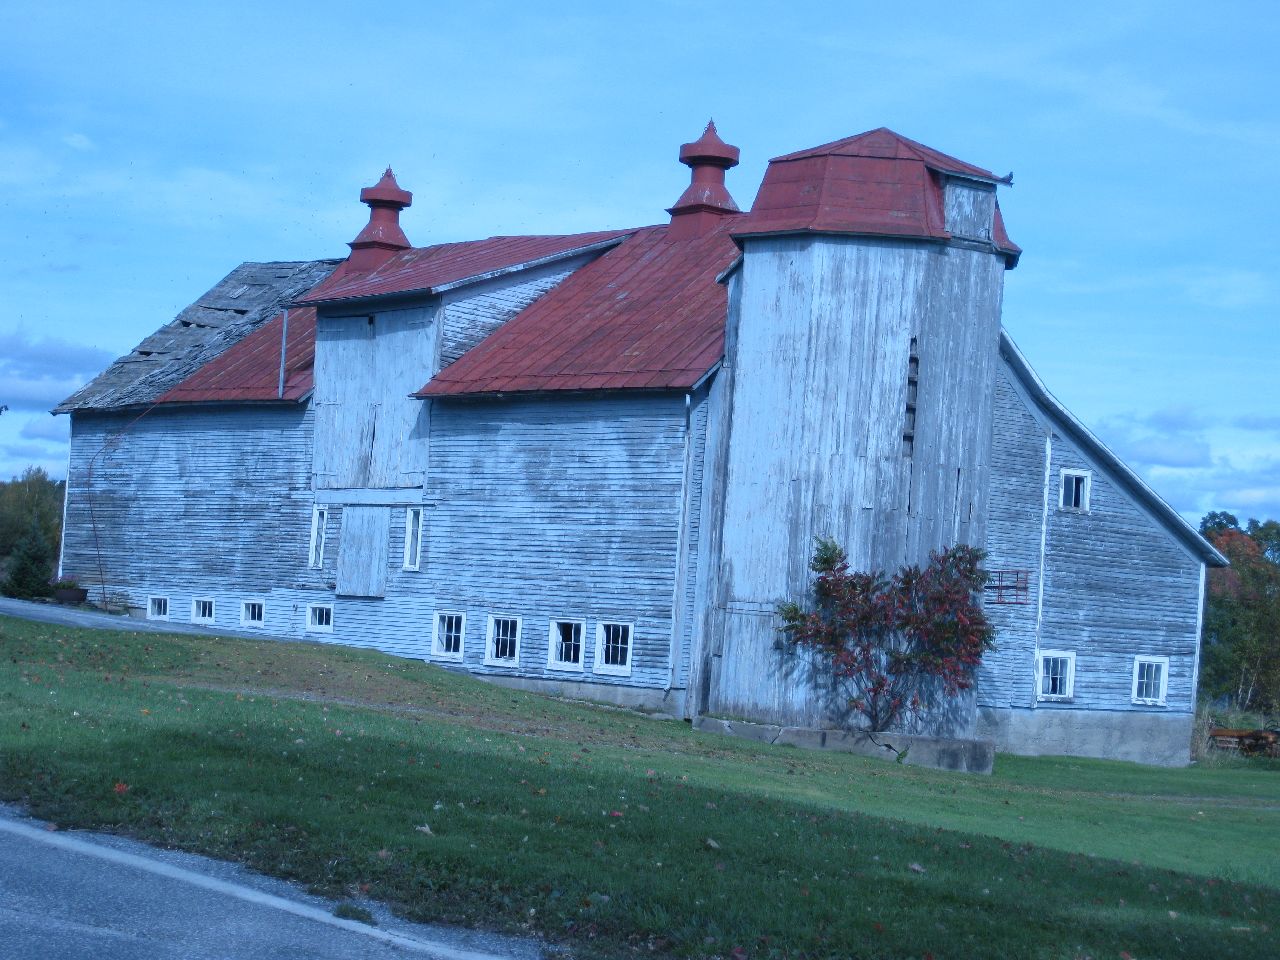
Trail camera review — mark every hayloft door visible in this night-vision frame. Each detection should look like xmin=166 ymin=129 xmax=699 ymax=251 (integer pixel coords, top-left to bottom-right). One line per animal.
xmin=336 ymin=506 xmax=390 ymax=597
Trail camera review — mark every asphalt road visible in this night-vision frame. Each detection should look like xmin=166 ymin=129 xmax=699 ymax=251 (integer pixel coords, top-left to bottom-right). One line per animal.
xmin=0 ymin=805 xmax=544 ymax=960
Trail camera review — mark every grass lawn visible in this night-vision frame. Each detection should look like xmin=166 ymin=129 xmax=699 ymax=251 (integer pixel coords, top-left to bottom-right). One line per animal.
xmin=1 ymin=614 xmax=1277 ymax=959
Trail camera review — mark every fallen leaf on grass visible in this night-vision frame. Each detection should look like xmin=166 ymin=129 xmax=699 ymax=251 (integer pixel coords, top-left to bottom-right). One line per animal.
xmin=705 ymin=838 xmax=721 ymax=850
xmin=909 ymin=863 xmax=926 ymax=874
xmin=415 ymin=824 xmax=433 ymax=835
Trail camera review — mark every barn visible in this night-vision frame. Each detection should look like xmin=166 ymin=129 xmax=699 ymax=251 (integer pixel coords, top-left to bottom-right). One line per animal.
xmin=55 ymin=124 xmax=1227 ymax=766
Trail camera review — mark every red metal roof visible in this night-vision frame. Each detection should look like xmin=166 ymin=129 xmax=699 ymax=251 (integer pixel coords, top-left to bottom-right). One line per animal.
xmin=297 ymin=230 xmax=633 ymax=306
xmin=159 ymin=308 xmax=317 ymax=404
xmin=418 ymin=221 xmax=740 ymax=398
xmin=735 ymin=128 xmax=1018 ymax=262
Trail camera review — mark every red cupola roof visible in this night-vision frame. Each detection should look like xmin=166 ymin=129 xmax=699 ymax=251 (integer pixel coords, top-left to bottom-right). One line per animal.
xmin=667 ymin=121 xmax=742 ymax=240
xmin=348 ymin=167 xmax=413 ymax=272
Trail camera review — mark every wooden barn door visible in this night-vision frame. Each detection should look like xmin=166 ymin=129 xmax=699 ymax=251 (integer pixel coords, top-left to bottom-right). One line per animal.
xmin=336 ymin=506 xmax=390 ymax=597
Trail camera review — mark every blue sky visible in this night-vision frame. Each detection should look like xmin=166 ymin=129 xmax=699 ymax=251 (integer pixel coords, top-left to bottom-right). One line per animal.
xmin=0 ymin=1 xmax=1276 ymax=523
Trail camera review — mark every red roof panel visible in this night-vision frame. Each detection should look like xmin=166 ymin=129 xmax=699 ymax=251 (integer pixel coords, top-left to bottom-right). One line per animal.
xmin=297 ymin=230 xmax=634 ymax=305
xmin=159 ymin=308 xmax=316 ymax=404
xmin=418 ymin=222 xmax=740 ymax=398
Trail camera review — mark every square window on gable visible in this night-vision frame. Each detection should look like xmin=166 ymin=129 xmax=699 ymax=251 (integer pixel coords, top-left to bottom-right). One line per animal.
xmin=191 ymin=597 xmax=216 ymax=625
xmin=1037 ymin=650 xmax=1075 ymax=701
xmin=595 ymin=621 xmax=633 ymax=677
xmin=548 ymin=619 xmax=585 ymax=671
xmin=1059 ymin=469 xmax=1091 ymax=512
xmin=1132 ymin=656 xmax=1169 ymax=705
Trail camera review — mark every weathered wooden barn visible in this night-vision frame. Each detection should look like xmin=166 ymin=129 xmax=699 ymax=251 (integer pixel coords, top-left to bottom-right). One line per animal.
xmin=56 ymin=125 xmax=1227 ymax=765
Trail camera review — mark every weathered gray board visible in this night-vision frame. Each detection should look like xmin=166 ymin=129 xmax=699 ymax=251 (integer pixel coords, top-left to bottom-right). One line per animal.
xmin=701 ymin=200 xmax=1009 ymax=731
xmin=977 ymin=347 xmax=1207 ymax=763
xmin=336 ymin=506 xmax=391 ymax=598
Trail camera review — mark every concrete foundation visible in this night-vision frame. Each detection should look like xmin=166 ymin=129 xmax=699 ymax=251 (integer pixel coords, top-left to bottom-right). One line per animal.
xmin=477 ymin=674 xmax=687 ymax=717
xmin=693 ymin=716 xmax=994 ymax=774
xmin=976 ymin=706 xmax=1193 ymax=766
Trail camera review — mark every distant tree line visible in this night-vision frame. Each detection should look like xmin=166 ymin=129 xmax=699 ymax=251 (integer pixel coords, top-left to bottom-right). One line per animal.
xmin=0 ymin=466 xmax=66 ymax=598
xmin=1199 ymin=511 xmax=1279 ymax=717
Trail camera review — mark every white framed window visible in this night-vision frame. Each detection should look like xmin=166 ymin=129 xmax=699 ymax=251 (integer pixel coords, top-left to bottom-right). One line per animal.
xmin=594 ymin=621 xmax=633 ymax=677
xmin=547 ymin=619 xmax=586 ymax=672
xmin=485 ymin=615 xmax=521 ymax=666
xmin=147 ymin=596 xmax=169 ymax=621
xmin=432 ymin=611 xmax=466 ymax=661
xmin=308 ymin=507 xmax=328 ymax=568
xmin=1036 ymin=650 xmax=1075 ymax=701
xmin=1131 ymin=655 xmax=1169 ymax=705
xmin=1059 ymin=469 xmax=1091 ymax=512
xmin=403 ymin=507 xmax=423 ymax=571
xmin=191 ymin=597 xmax=216 ymax=625
xmin=240 ymin=599 xmax=266 ymax=628
xmin=306 ymin=603 xmax=334 ymax=634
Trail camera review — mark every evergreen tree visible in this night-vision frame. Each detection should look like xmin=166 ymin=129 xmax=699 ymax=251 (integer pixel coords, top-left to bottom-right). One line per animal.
xmin=1 ymin=521 xmax=54 ymax=599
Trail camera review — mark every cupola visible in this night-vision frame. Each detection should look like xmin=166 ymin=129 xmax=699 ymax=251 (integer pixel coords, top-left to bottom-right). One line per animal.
xmin=666 ymin=121 xmax=741 ymax=240
xmin=347 ymin=168 xmax=413 ymax=272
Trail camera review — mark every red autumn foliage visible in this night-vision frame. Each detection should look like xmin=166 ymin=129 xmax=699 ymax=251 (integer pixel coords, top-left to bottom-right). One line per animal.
xmin=778 ymin=539 xmax=994 ymax=732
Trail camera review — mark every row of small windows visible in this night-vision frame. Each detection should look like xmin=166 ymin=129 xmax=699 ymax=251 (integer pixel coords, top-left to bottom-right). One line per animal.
xmin=1036 ymin=651 xmax=1170 ymax=706
xmin=433 ymin=613 xmax=634 ymax=676
xmin=148 ymin=596 xmax=333 ymax=634
xmin=308 ymin=506 xmax=424 ymax=570
xmin=145 ymin=598 xmax=631 ymax=675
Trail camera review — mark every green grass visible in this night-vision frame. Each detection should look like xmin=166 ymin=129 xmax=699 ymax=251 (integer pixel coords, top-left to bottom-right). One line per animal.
xmin=2 ymin=614 xmax=1277 ymax=959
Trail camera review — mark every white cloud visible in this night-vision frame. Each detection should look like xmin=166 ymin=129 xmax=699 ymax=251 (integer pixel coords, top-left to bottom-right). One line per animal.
xmin=62 ymin=132 xmax=96 ymax=151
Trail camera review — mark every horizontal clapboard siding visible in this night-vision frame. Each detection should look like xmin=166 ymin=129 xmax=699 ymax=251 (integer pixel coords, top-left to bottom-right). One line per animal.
xmin=978 ymin=365 xmax=1045 ymax=707
xmin=979 ymin=358 xmax=1202 ymax=715
xmin=63 ymin=405 xmax=326 ymax=625
xmin=419 ymin=394 xmax=688 ymax=687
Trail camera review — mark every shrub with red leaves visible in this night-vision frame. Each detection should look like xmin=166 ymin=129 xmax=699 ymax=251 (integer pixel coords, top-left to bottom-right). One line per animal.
xmin=778 ymin=538 xmax=994 ymax=732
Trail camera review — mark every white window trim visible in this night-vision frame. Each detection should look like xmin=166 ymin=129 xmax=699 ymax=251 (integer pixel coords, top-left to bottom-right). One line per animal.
xmin=1036 ymin=649 xmax=1076 ymax=701
xmin=147 ymin=596 xmax=169 ymax=621
xmin=191 ymin=597 xmax=216 ymax=625
xmin=484 ymin=614 xmax=522 ymax=667
xmin=308 ymin=507 xmax=328 ymax=569
xmin=432 ymin=610 xmax=466 ymax=662
xmin=593 ymin=621 xmax=634 ymax=677
xmin=1131 ymin=655 xmax=1170 ymax=706
xmin=402 ymin=507 xmax=423 ymax=571
xmin=546 ymin=618 xmax=587 ymax=673
xmin=306 ymin=602 xmax=334 ymax=634
xmin=240 ymin=598 xmax=266 ymax=628
xmin=1058 ymin=468 xmax=1092 ymax=512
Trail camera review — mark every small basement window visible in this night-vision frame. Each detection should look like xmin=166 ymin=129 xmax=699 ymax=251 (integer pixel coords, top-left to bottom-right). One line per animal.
xmin=1132 ymin=655 xmax=1169 ymax=705
xmin=147 ymin=596 xmax=169 ymax=621
xmin=403 ymin=507 xmax=423 ymax=571
xmin=307 ymin=603 xmax=334 ymax=634
xmin=595 ymin=621 xmax=633 ymax=677
xmin=1037 ymin=650 xmax=1075 ymax=701
xmin=240 ymin=599 xmax=266 ymax=628
xmin=433 ymin=611 xmax=465 ymax=661
xmin=309 ymin=507 xmax=329 ymax=568
xmin=985 ymin=570 xmax=1031 ymax=605
xmin=485 ymin=615 xmax=521 ymax=666
xmin=1060 ymin=469 xmax=1091 ymax=512
xmin=191 ymin=597 xmax=216 ymax=625
xmin=548 ymin=619 xmax=585 ymax=671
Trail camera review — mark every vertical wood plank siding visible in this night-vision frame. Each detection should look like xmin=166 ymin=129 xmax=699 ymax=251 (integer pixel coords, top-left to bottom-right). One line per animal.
xmin=979 ymin=362 xmax=1202 ymax=716
xmin=706 ymin=229 xmax=1006 ymax=728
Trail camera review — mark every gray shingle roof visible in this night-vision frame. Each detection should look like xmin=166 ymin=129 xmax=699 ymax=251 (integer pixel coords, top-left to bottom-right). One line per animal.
xmin=55 ymin=259 xmax=339 ymax=413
